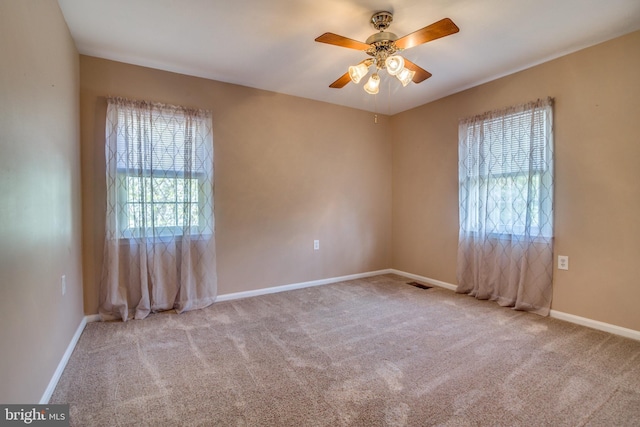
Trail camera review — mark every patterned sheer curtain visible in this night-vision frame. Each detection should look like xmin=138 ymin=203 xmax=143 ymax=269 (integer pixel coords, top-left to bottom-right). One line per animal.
xmin=457 ymin=98 xmax=554 ymax=315
xmin=100 ymin=97 xmax=217 ymax=321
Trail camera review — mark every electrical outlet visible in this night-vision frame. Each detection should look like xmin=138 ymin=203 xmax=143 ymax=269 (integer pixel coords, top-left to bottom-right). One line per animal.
xmin=558 ymin=256 xmax=569 ymax=271
xmin=313 ymin=240 xmax=320 ymax=251
xmin=61 ymin=275 xmax=67 ymax=295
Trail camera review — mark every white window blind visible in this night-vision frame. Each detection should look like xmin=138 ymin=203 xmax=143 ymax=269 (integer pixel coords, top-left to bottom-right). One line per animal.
xmin=115 ymin=108 xmax=209 ymax=175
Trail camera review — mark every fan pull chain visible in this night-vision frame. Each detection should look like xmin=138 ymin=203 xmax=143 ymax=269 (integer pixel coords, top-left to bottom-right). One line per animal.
xmin=373 ymin=92 xmax=378 ymax=124
xmin=387 ymin=78 xmax=391 ymax=116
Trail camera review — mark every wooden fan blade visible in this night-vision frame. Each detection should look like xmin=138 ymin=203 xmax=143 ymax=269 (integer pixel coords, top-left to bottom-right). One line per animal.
xmin=315 ymin=33 xmax=371 ymax=51
xmin=394 ymin=18 xmax=459 ymax=50
xmin=403 ymin=59 xmax=432 ymax=84
xmin=329 ymin=72 xmax=352 ymax=88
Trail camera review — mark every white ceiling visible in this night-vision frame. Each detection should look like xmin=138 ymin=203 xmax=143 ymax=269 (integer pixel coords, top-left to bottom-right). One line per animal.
xmin=57 ymin=0 xmax=640 ymax=115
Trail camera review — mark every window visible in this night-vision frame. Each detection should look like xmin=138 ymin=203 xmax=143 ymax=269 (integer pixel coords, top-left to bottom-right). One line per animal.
xmin=108 ymin=99 xmax=214 ymax=239
xmin=120 ymin=175 xmax=202 ymax=236
xmin=457 ymin=98 xmax=554 ymax=314
xmin=459 ymin=99 xmax=553 ymax=239
xmin=102 ymin=97 xmax=218 ymax=320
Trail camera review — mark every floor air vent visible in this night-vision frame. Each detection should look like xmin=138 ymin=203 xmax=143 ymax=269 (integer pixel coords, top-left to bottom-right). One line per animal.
xmin=407 ymin=281 xmax=432 ymax=290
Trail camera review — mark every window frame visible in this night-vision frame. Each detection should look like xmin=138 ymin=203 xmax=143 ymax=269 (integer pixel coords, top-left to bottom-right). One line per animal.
xmin=116 ymin=169 xmax=209 ymax=239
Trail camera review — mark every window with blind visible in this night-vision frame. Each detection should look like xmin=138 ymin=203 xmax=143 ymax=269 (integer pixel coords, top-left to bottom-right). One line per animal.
xmin=112 ymin=104 xmax=214 ymax=239
xmin=459 ymin=101 xmax=553 ymax=238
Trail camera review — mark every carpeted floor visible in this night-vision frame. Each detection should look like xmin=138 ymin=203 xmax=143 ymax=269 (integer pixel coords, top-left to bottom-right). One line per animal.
xmin=51 ymin=274 xmax=640 ymax=426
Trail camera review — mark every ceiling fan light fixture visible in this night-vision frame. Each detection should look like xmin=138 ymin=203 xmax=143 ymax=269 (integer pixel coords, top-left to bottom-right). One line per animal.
xmin=363 ymin=73 xmax=380 ymax=94
xmin=396 ymin=67 xmax=416 ymax=87
xmin=316 ymin=12 xmax=457 ymax=90
xmin=348 ymin=62 xmax=370 ymax=84
xmin=385 ymin=55 xmax=405 ymax=76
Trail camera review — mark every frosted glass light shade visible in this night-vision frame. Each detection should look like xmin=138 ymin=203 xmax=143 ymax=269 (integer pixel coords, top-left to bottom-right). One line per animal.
xmin=385 ymin=55 xmax=405 ymax=76
xmin=396 ymin=67 xmax=416 ymax=87
xmin=363 ymin=73 xmax=380 ymax=94
xmin=348 ymin=62 xmax=369 ymax=84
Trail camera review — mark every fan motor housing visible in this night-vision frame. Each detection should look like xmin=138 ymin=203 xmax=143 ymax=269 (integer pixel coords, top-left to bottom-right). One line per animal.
xmin=366 ymin=11 xmax=400 ymax=66
xmin=365 ymin=32 xmax=399 ymax=67
xmin=365 ymin=31 xmax=398 ymax=45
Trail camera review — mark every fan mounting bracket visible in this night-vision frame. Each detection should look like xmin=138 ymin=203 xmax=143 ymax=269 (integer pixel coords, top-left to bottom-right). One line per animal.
xmin=370 ymin=11 xmax=393 ymax=31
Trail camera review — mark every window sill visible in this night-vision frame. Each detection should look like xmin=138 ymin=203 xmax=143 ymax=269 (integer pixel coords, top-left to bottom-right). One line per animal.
xmin=116 ymin=233 xmax=213 ymax=244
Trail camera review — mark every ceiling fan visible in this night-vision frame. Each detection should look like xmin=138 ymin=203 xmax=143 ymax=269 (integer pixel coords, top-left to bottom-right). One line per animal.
xmin=315 ymin=11 xmax=459 ymax=94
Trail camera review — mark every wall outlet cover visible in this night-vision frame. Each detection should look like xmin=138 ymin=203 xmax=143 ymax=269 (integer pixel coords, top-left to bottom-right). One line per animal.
xmin=558 ymin=255 xmax=569 ymax=270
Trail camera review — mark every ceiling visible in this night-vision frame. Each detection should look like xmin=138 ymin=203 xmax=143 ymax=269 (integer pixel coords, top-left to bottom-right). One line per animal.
xmin=57 ymin=0 xmax=640 ymax=115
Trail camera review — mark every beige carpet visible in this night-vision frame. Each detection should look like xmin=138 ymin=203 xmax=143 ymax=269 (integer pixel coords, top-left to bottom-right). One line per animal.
xmin=51 ymin=274 xmax=640 ymax=426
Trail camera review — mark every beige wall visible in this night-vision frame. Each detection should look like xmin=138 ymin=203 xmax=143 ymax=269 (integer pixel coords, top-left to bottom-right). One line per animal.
xmin=392 ymin=30 xmax=640 ymax=331
xmin=80 ymin=56 xmax=392 ymax=314
xmin=0 ymin=1 xmax=83 ymax=403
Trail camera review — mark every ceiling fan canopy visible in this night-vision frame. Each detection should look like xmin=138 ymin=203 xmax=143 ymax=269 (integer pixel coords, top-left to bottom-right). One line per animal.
xmin=315 ymin=11 xmax=459 ymax=92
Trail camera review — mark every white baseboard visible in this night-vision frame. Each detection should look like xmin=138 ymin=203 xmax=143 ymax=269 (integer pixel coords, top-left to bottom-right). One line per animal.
xmin=390 ymin=269 xmax=640 ymax=341
xmin=550 ymin=310 xmax=640 ymax=342
xmin=215 ymin=269 xmax=393 ymax=302
xmin=40 ymin=316 xmax=88 ymax=404
xmin=389 ymin=269 xmax=459 ymax=292
xmin=40 ymin=314 xmax=102 ymax=403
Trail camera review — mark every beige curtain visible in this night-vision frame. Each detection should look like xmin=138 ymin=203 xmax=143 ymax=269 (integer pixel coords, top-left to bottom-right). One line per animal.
xmin=456 ymin=98 xmax=554 ymax=315
xmin=100 ymin=97 xmax=217 ymax=321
